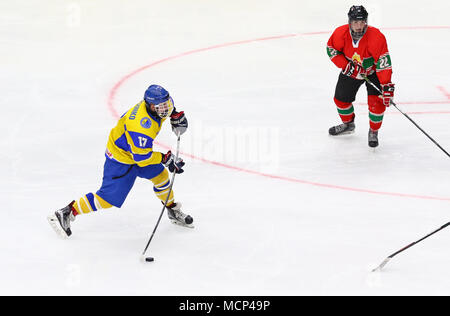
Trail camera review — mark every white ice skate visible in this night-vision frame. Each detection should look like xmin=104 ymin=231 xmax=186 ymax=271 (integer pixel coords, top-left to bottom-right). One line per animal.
xmin=329 ymin=121 xmax=355 ymax=136
xmin=47 ymin=201 xmax=76 ymax=238
xmin=368 ymin=129 xmax=379 ymax=148
xmin=167 ymin=203 xmax=194 ymax=228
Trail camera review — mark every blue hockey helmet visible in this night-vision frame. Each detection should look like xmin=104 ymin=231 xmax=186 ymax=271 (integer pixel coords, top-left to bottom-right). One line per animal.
xmin=144 ymin=85 xmax=174 ymax=118
xmin=144 ymin=84 xmax=169 ymax=105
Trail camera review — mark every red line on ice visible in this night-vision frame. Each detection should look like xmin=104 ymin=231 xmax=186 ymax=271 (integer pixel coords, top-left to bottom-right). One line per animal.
xmin=437 ymin=86 xmax=450 ymax=100
xmin=107 ymin=27 xmax=450 ymax=202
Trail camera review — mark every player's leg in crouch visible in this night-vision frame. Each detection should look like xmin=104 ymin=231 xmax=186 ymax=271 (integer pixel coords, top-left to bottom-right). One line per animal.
xmin=145 ymin=166 xmax=194 ymax=228
xmin=367 ymin=95 xmax=386 ymax=147
xmin=48 ymin=158 xmax=193 ymax=237
xmin=47 ymin=193 xmax=113 ymax=238
xmin=150 ymin=168 xmax=174 ymax=205
xmin=329 ymin=73 xmax=363 ymax=136
xmin=331 ymin=97 xmax=355 ymax=133
xmin=366 ymin=73 xmax=386 ymax=147
xmin=72 ymin=193 xmax=113 ymax=215
xmin=48 ymin=159 xmax=136 ymax=237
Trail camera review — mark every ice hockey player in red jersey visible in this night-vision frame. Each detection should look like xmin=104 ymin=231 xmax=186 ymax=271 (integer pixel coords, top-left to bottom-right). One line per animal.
xmin=327 ymin=5 xmax=395 ymax=147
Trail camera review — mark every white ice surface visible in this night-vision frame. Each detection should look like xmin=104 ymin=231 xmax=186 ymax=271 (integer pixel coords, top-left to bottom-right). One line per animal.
xmin=1 ymin=0 xmax=449 ymax=295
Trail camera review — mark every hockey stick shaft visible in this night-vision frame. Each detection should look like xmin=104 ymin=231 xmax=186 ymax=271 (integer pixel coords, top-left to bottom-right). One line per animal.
xmin=142 ymin=133 xmax=181 ymax=256
xmin=373 ymin=222 xmax=450 ymax=271
xmin=363 ymin=75 xmax=450 ymax=158
xmin=387 ymin=222 xmax=450 ymax=258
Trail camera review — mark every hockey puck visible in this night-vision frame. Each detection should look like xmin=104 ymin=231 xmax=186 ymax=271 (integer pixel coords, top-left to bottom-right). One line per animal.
xmin=145 ymin=257 xmax=154 ymax=262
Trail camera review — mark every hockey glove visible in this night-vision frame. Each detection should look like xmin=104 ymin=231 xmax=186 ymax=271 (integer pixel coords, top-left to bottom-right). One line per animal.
xmin=162 ymin=150 xmax=185 ymax=174
xmin=380 ymin=83 xmax=395 ymax=106
xmin=342 ymin=61 xmax=366 ymax=79
xmin=170 ymin=111 xmax=188 ymax=136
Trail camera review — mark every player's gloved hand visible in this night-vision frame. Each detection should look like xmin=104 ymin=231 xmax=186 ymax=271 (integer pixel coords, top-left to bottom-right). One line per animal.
xmin=342 ymin=61 xmax=366 ymax=79
xmin=170 ymin=110 xmax=188 ymax=136
xmin=162 ymin=150 xmax=185 ymax=174
xmin=380 ymin=83 xmax=395 ymax=106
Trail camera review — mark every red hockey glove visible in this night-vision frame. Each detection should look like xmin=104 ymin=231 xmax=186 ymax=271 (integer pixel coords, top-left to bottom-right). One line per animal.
xmin=342 ymin=61 xmax=366 ymax=79
xmin=380 ymin=83 xmax=395 ymax=106
xmin=162 ymin=150 xmax=185 ymax=174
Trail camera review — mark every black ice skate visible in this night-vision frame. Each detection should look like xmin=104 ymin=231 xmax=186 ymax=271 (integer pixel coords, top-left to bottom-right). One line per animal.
xmin=47 ymin=201 xmax=77 ymax=238
xmin=329 ymin=120 xmax=355 ymax=136
xmin=368 ymin=129 xmax=379 ymax=148
xmin=167 ymin=203 xmax=194 ymax=228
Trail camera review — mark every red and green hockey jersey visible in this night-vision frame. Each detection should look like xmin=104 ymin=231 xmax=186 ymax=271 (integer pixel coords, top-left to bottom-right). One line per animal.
xmin=327 ymin=25 xmax=392 ymax=84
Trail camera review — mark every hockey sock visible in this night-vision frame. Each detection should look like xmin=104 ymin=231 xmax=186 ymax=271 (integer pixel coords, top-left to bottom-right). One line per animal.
xmin=334 ymin=98 xmax=355 ymax=123
xmin=151 ymin=168 xmax=174 ymax=206
xmin=368 ymin=95 xmax=386 ymax=131
xmin=72 ymin=193 xmax=112 ymax=215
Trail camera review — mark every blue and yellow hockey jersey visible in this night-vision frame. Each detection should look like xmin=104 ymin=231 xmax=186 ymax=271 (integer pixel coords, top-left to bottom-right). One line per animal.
xmin=106 ymin=101 xmax=167 ymax=166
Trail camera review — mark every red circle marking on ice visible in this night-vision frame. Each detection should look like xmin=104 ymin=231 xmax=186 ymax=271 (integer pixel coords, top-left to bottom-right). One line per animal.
xmin=107 ymin=27 xmax=450 ymax=202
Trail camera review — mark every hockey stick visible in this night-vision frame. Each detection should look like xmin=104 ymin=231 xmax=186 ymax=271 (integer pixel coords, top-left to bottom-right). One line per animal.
xmin=372 ymin=222 xmax=450 ymax=272
xmin=363 ymin=75 xmax=450 ymax=158
xmin=141 ymin=132 xmax=181 ymax=263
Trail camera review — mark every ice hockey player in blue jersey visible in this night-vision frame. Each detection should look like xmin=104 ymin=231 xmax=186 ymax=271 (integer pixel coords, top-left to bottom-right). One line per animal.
xmin=48 ymin=85 xmax=193 ymax=238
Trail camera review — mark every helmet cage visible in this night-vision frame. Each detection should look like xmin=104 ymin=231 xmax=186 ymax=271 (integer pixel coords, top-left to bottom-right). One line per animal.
xmin=348 ymin=6 xmax=368 ymax=41
xmin=153 ymin=98 xmax=174 ymax=118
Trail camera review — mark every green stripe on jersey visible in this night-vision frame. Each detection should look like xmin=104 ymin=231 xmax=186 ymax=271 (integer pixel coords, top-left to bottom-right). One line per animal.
xmin=362 ymin=57 xmax=374 ymax=69
xmin=376 ymin=54 xmax=392 ymax=70
xmin=327 ymin=46 xmax=341 ymax=59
